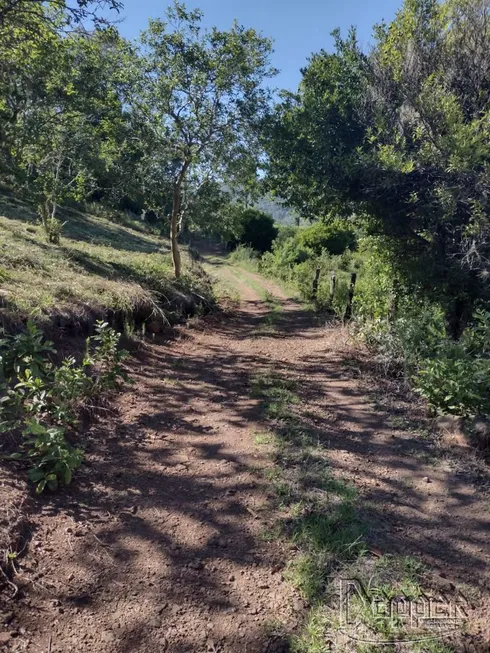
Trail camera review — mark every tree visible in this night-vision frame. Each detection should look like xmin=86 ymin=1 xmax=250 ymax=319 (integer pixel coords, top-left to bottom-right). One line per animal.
xmin=264 ymin=29 xmax=366 ymax=221
xmin=233 ymin=207 xmax=278 ymax=253
xmin=266 ymin=0 xmax=490 ymax=338
xmin=0 ymin=0 xmax=122 ymax=31
xmin=0 ymin=15 xmax=135 ymax=241
xmin=137 ymin=1 xmax=276 ymax=277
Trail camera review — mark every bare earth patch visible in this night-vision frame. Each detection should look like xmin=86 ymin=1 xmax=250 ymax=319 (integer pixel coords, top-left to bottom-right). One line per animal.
xmin=1 ymin=256 xmax=489 ymax=652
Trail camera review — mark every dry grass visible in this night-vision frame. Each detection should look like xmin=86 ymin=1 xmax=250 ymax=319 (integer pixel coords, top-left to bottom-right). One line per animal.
xmin=0 ymin=194 xmax=212 ymax=330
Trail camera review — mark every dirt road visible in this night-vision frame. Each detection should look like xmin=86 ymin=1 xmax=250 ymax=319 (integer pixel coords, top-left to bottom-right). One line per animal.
xmin=4 ymin=256 xmax=490 ymax=652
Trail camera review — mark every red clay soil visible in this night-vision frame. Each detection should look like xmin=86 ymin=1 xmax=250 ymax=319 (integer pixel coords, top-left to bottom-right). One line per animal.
xmin=1 ymin=267 xmax=490 ymax=652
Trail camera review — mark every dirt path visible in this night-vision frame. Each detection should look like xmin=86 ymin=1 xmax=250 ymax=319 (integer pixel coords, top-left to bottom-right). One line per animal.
xmin=3 ymin=257 xmax=490 ymax=652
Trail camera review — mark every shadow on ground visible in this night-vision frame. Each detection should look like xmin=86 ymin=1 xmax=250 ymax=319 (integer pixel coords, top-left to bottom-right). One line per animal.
xmin=8 ymin=290 xmax=490 ymax=652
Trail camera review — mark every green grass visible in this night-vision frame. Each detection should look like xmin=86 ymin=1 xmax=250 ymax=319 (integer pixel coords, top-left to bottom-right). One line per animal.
xmin=0 ymin=194 xmax=213 ymax=329
xmin=250 ymin=369 xmax=458 ymax=653
xmin=254 ymin=430 xmax=276 ymax=445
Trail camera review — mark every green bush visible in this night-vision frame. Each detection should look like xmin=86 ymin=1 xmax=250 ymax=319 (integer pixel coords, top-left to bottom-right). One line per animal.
xmin=260 ymin=237 xmax=309 ymax=282
xmin=233 ymin=207 xmax=278 ymax=253
xmin=415 ymin=343 xmax=490 ymax=417
xmin=274 ymin=224 xmax=299 ymax=246
xmin=353 ymin=252 xmax=393 ymax=320
xmin=229 ymin=244 xmax=260 ymax=265
xmin=356 ymin=302 xmax=446 ymax=375
xmin=413 ymin=312 xmax=490 ymax=416
xmin=296 ymin=219 xmax=356 ymax=256
xmin=24 ymin=421 xmax=83 ymax=493
xmin=1 ymin=320 xmax=129 ymax=492
xmin=355 ymin=298 xmax=490 ymax=416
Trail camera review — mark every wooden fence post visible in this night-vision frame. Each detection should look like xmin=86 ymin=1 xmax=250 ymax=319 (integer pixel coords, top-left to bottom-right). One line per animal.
xmin=329 ymin=271 xmax=336 ymax=305
xmin=312 ymin=267 xmax=321 ymax=300
xmin=388 ymin=279 xmax=399 ymax=321
xmin=344 ymin=272 xmax=357 ymax=321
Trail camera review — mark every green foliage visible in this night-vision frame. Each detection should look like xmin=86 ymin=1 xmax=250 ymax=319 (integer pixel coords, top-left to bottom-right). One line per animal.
xmin=1 ymin=320 xmax=129 ymax=492
xmin=137 ymin=4 xmax=276 ymax=275
xmin=414 ymin=315 xmax=490 ymax=416
xmin=87 ymin=320 xmax=129 ymax=390
xmin=51 ymin=358 xmax=91 ymax=424
xmin=24 ymin=421 xmax=83 ymax=494
xmin=0 ymin=1 xmax=122 ymax=36
xmin=260 ymin=236 xmax=309 ymax=278
xmin=231 ymin=207 xmax=278 ymax=253
xmin=1 ymin=320 xmax=54 ymax=382
xmin=416 ymin=350 xmax=490 ymax=417
xmin=261 ymin=237 xmax=359 ymax=316
xmin=41 ymin=213 xmax=65 ymax=245
xmin=0 ymin=0 xmax=277 ymax=277
xmin=355 ymin=265 xmax=490 ymax=416
xmin=229 ymin=244 xmax=260 ymax=265
xmin=265 ymin=0 xmax=490 ymax=335
xmin=296 ymin=219 xmax=356 ymax=256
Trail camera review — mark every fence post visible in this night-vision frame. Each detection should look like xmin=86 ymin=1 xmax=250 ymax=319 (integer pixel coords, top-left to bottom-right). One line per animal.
xmin=388 ymin=279 xmax=399 ymax=321
xmin=312 ymin=267 xmax=321 ymax=300
xmin=329 ymin=271 xmax=336 ymax=305
xmin=344 ymin=272 xmax=357 ymax=321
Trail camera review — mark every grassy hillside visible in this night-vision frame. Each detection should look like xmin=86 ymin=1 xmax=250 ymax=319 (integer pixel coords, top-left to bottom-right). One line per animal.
xmin=0 ymin=194 xmax=212 ymax=332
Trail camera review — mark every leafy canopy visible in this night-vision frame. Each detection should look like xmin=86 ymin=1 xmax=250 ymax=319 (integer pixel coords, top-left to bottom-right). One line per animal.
xmin=265 ymin=0 xmax=490 ymax=336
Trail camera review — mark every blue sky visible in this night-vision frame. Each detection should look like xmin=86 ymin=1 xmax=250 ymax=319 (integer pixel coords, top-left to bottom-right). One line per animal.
xmin=113 ymin=0 xmax=402 ymax=90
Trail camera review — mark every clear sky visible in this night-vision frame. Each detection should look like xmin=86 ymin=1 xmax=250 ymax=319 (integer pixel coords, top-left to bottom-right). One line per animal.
xmin=113 ymin=0 xmax=402 ymax=91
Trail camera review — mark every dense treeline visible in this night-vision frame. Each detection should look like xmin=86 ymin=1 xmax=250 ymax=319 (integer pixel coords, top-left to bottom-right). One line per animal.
xmin=263 ymin=0 xmax=490 ymax=418
xmin=267 ymin=0 xmax=490 ymax=338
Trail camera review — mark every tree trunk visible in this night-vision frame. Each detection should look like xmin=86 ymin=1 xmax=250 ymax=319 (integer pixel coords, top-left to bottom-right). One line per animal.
xmin=171 ymin=186 xmax=182 ymax=278
xmin=329 ymin=271 xmax=336 ymax=305
xmin=444 ymin=271 xmax=478 ymax=340
xmin=171 ymin=166 xmax=189 ymax=279
xmin=312 ymin=268 xmax=321 ymax=300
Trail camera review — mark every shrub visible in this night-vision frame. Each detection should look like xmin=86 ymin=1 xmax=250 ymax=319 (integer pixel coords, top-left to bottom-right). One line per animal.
xmin=296 ymin=219 xmax=356 ymax=256
xmin=37 ymin=202 xmax=65 ymax=244
xmin=24 ymin=421 xmax=83 ymax=493
xmin=415 ymin=343 xmax=490 ymax=417
xmin=274 ymin=224 xmax=299 ymax=246
xmin=355 ymin=302 xmax=446 ymax=376
xmin=229 ymin=244 xmax=260 ymax=265
xmin=234 ymin=207 xmax=278 ymax=254
xmin=1 ymin=320 xmax=129 ymax=492
xmin=413 ymin=311 xmax=490 ymax=416
xmin=260 ymin=236 xmax=310 ymax=281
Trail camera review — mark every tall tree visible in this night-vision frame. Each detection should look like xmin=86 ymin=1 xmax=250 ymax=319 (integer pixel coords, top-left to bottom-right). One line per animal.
xmin=137 ymin=1 xmax=276 ymax=277
xmin=0 ymin=12 xmax=134 ymax=239
xmin=266 ymin=0 xmax=490 ymax=337
xmin=0 ymin=0 xmax=122 ymax=30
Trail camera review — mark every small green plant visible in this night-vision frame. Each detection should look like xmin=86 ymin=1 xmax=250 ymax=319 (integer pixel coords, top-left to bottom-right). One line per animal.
xmin=44 ymin=216 xmax=65 ymax=244
xmin=52 ymin=357 xmax=92 ymax=424
xmin=86 ymin=320 xmax=129 ymax=390
xmin=37 ymin=202 xmax=65 ymax=244
xmin=24 ymin=420 xmax=83 ymax=494
xmin=1 ymin=320 xmax=129 ymax=492
xmin=1 ymin=320 xmax=55 ymax=380
xmin=415 ymin=349 xmax=490 ymax=416
xmin=229 ymin=244 xmax=260 ymax=265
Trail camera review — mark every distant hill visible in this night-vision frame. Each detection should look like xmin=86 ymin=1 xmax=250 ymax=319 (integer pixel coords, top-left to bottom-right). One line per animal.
xmin=255 ymin=195 xmax=299 ymax=225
